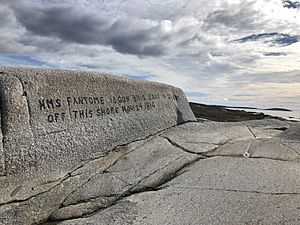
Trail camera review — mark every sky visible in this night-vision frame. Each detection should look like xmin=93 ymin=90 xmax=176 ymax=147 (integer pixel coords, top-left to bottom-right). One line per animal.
xmin=0 ymin=0 xmax=300 ymax=116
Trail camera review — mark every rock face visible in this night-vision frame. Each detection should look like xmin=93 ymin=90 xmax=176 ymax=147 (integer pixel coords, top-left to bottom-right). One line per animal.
xmin=0 ymin=67 xmax=195 ymax=178
xmin=0 ymin=68 xmax=299 ymax=225
xmin=0 ymin=116 xmax=299 ymax=225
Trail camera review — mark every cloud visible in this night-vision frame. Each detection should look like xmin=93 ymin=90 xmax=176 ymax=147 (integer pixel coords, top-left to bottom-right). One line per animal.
xmin=263 ymin=52 xmax=287 ymax=56
xmin=12 ymin=6 xmax=109 ymax=44
xmin=282 ymin=0 xmax=300 ymax=9
xmin=0 ymin=3 xmax=13 ymax=28
xmin=229 ymin=70 xmax=300 ymax=84
xmin=7 ymin=1 xmax=255 ymax=58
xmin=232 ymin=33 xmax=299 ymax=46
xmin=106 ymin=18 xmax=166 ymax=56
xmin=203 ymin=1 xmax=266 ymax=35
xmin=10 ymin=3 xmax=198 ymax=56
xmin=0 ymin=0 xmax=300 ymax=114
xmin=9 ymin=3 xmax=164 ymax=56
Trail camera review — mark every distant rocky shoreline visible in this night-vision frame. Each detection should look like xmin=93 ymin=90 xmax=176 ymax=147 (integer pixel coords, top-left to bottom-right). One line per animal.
xmin=189 ymin=102 xmax=288 ymax=122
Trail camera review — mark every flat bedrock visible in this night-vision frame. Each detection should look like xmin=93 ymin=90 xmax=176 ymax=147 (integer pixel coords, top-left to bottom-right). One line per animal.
xmin=0 ymin=118 xmax=299 ymax=225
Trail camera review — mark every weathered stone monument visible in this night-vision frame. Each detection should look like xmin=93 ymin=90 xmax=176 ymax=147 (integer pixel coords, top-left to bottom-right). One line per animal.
xmin=0 ymin=68 xmax=195 ymax=177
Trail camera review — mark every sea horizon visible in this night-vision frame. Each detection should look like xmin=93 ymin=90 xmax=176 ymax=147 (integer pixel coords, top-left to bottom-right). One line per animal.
xmin=227 ymin=107 xmax=300 ymax=121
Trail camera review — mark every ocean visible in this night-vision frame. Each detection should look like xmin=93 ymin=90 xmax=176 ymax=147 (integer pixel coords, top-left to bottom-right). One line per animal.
xmin=227 ymin=107 xmax=300 ymax=121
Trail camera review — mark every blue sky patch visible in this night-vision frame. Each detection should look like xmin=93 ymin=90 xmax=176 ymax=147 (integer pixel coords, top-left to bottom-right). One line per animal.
xmin=0 ymin=54 xmax=53 ymax=67
xmin=186 ymin=92 xmax=208 ymax=98
xmin=123 ymin=74 xmax=154 ymax=80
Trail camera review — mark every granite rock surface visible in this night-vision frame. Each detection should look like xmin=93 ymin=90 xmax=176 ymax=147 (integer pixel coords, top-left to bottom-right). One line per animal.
xmin=0 ymin=118 xmax=299 ymax=225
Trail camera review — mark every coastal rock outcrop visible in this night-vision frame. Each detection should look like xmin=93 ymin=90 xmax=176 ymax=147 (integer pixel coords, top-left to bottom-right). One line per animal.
xmin=0 ymin=68 xmax=299 ymax=225
xmin=0 ymin=118 xmax=298 ymax=225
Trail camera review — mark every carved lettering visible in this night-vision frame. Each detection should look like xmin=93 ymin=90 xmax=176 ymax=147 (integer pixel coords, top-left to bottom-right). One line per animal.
xmin=67 ymin=97 xmax=105 ymax=106
xmin=47 ymin=112 xmax=66 ymax=123
xmin=39 ymin=92 xmax=178 ymax=123
xmin=39 ymin=98 xmax=62 ymax=110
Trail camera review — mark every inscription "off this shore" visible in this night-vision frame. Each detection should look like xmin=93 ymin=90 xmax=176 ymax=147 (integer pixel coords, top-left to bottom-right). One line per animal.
xmin=38 ymin=93 xmax=179 ymax=123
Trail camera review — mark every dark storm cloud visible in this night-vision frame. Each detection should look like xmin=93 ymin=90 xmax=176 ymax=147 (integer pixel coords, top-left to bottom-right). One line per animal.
xmin=12 ymin=6 xmax=108 ymax=44
xmin=232 ymin=33 xmax=299 ymax=46
xmin=107 ymin=19 xmax=165 ymax=56
xmin=10 ymin=4 xmax=166 ymax=56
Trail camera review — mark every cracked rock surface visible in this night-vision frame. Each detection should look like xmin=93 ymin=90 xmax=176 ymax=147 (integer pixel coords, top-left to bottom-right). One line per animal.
xmin=1 ymin=119 xmax=299 ymax=225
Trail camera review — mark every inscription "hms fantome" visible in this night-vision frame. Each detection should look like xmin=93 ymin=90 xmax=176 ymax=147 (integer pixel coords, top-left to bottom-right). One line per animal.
xmin=38 ymin=93 xmax=179 ymax=123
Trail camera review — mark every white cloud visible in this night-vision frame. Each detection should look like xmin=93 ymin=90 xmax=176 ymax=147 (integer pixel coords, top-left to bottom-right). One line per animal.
xmin=0 ymin=0 xmax=299 ymax=115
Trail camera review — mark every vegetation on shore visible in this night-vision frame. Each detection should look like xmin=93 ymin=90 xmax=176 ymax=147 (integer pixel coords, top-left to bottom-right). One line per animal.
xmin=189 ymin=102 xmax=285 ymax=122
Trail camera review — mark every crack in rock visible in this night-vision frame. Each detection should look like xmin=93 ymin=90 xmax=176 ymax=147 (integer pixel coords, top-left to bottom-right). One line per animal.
xmin=171 ymin=186 xmax=300 ymax=195
xmin=265 ymin=127 xmax=288 ymax=131
xmin=126 ymin=156 xmax=200 ymax=194
xmin=246 ymin=125 xmax=257 ymax=138
xmin=0 ymin=172 xmax=82 ymax=207
xmin=162 ymin=136 xmax=299 ymax=162
xmin=280 ymin=140 xmax=300 ymax=156
xmin=47 ymin=155 xmax=201 ymax=223
xmin=161 ymin=136 xmax=207 ymax=156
